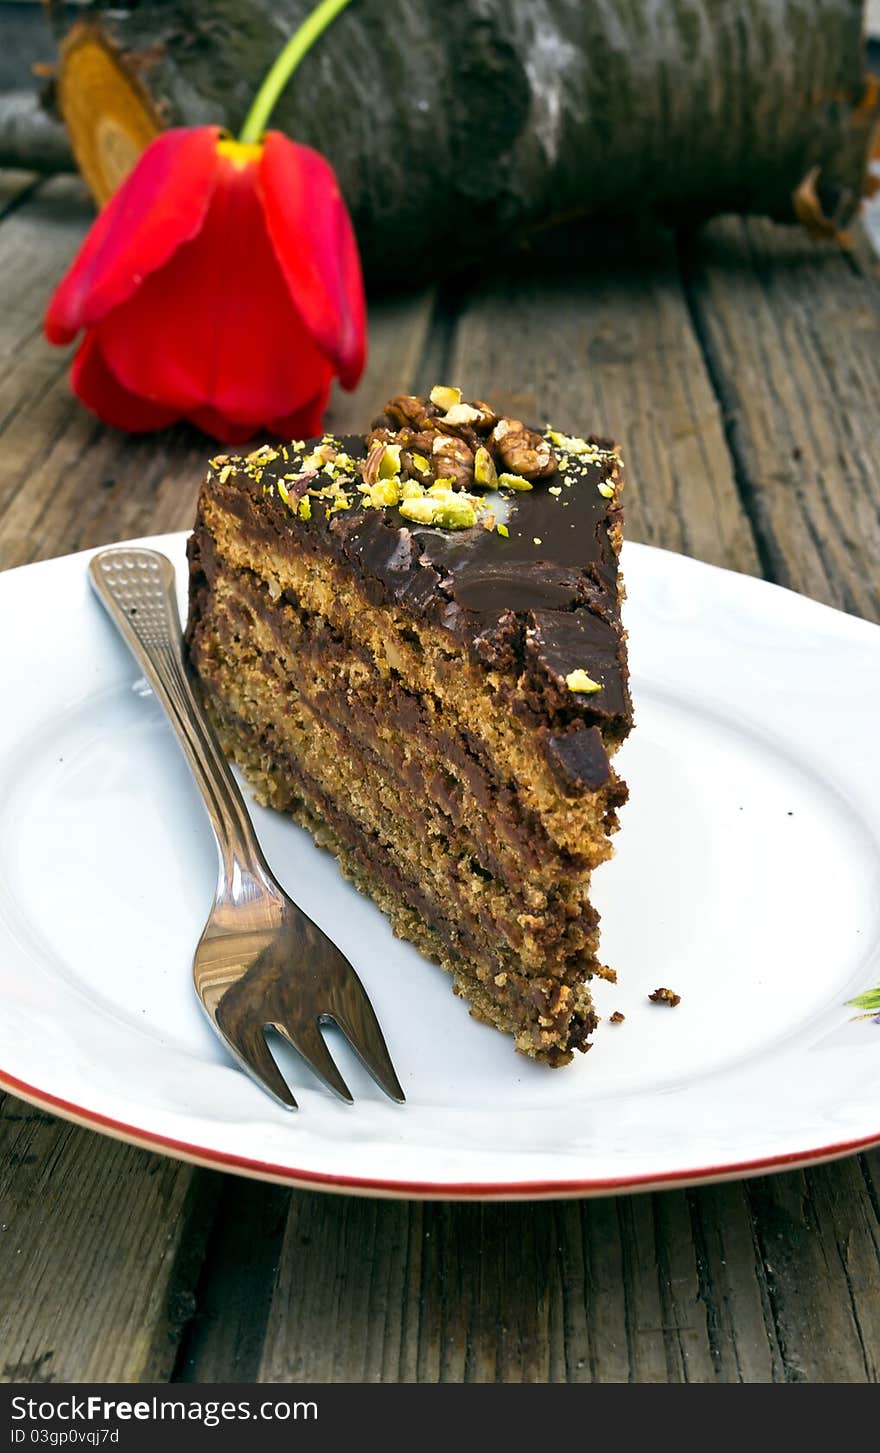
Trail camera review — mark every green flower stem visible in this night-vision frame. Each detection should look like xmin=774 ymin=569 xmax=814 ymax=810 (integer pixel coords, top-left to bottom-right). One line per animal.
xmin=238 ymin=0 xmax=355 ymax=144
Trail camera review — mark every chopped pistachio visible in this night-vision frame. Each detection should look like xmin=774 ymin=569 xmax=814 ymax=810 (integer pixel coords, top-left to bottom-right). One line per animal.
xmin=277 ymin=480 xmax=290 ymax=505
xmin=597 ymin=481 xmax=615 ymax=498
xmin=247 ymin=444 xmax=279 ymax=465
xmin=473 ymin=445 xmax=498 ymax=488
xmin=400 ymin=477 xmax=426 ymax=500
xmin=210 ymin=454 xmax=229 ymax=469
xmin=399 ymin=496 xmax=437 ymax=524
xmin=379 ymin=443 xmax=402 ymax=478
xmin=218 ymin=464 xmax=233 ymax=484
xmin=496 ymin=522 xmax=509 ymax=538
xmin=548 ymin=485 xmax=562 ymax=496
xmin=429 ymin=476 xmax=456 ymax=492
xmin=546 ymin=429 xmax=590 ymax=453
xmin=498 ymin=472 xmax=533 ymax=492
xmin=434 ymin=498 xmax=476 ymax=529
xmin=533 ymin=537 xmax=542 ymax=546
xmin=410 ymin=452 xmax=431 ymax=475
xmin=368 ymin=478 xmax=400 ymax=508
xmin=298 ymin=496 xmax=312 ymax=520
xmin=429 ymin=384 xmax=462 ymax=412
xmin=565 ymin=669 xmax=602 ymax=694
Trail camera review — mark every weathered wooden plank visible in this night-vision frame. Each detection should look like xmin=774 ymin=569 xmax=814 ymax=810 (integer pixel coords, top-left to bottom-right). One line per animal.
xmin=686 ymin=1183 xmax=783 ymax=1382
xmin=257 ymin=1186 xmax=796 ymax=1383
xmin=174 ymin=1178 xmax=291 ymax=1383
xmin=447 ymin=227 xmax=761 ymax=576
xmin=745 ymin=1160 xmax=880 ymax=1382
xmin=682 ymin=216 xmax=880 ymax=622
xmin=0 ymin=167 xmax=39 ymax=219
xmin=0 ymin=1103 xmax=217 ymax=1383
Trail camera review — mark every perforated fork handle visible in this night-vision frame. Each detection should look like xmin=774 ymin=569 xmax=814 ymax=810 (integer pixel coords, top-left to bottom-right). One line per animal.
xmin=89 ymin=546 xmax=268 ymax=879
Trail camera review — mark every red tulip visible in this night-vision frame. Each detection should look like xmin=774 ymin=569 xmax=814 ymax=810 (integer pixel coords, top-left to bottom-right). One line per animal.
xmin=44 ymin=126 xmax=366 ymax=444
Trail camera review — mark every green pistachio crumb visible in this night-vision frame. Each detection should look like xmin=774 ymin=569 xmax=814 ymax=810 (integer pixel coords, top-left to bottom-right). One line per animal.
xmin=399 ymin=496 xmax=437 ymax=524
xmin=277 ymin=480 xmax=290 ymax=505
xmin=474 ymin=445 xmax=498 ymax=488
xmin=533 ymin=536 xmax=542 ymax=546
xmin=546 ymin=429 xmax=590 ymax=453
xmin=410 ymin=452 xmax=430 ymax=475
xmin=298 ymin=496 xmax=311 ymax=520
xmin=548 ymin=485 xmax=562 ymax=496
xmin=597 ymin=481 xmax=615 ymax=498
xmin=497 ymin=523 xmax=509 ymax=538
xmin=400 ymin=477 xmax=426 ymax=500
xmin=218 ymin=464 xmax=233 ymax=484
xmin=434 ymin=498 xmax=476 ymax=529
xmin=368 ymin=478 xmax=400 ymax=507
xmin=498 ymin=472 xmax=533 ymax=492
xmin=379 ymin=443 xmax=402 ymax=478
xmin=565 ymin=669 xmax=602 ymax=694
xmin=429 ymin=384 xmax=462 ymax=412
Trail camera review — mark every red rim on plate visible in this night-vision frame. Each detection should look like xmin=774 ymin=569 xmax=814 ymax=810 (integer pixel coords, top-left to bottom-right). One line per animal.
xmin=3 ymin=1066 xmax=878 ymax=1200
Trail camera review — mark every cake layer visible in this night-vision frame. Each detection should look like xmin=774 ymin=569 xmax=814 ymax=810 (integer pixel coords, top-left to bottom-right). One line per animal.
xmin=193 ymin=526 xmax=624 ymax=894
xmin=190 ymin=549 xmax=606 ymax=975
xmin=202 ymin=690 xmax=599 ymax=1064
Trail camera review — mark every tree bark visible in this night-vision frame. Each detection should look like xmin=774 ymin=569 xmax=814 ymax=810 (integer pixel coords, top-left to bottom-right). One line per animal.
xmin=11 ymin=0 xmax=880 ymax=284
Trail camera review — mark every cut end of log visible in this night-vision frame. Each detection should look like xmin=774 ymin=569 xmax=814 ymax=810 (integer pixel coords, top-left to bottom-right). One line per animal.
xmin=792 ymin=166 xmax=854 ymax=246
xmin=57 ymin=22 xmax=162 ymax=207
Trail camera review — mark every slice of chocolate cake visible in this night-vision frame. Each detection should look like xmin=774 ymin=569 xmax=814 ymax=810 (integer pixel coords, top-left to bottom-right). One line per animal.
xmin=185 ymin=389 xmax=632 ymax=1066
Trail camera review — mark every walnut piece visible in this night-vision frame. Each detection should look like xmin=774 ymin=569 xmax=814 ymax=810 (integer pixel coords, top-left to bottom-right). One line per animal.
xmin=431 ymin=432 xmax=475 ymax=490
xmin=384 ymin=394 xmax=438 ymax=431
xmin=490 ymin=418 xmax=557 ymax=479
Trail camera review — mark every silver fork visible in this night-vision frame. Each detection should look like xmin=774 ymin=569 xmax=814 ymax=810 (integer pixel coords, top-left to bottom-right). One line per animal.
xmin=88 ymin=545 xmax=405 ymax=1111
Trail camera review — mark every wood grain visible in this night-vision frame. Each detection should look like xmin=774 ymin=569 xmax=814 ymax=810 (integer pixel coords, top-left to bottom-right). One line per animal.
xmin=0 ymin=1103 xmax=217 ymax=1383
xmin=446 ymin=227 xmax=761 ymax=575
xmin=682 ymin=217 xmax=880 ymax=621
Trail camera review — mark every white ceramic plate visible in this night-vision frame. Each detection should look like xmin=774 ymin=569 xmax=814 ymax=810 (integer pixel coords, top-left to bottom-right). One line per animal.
xmin=1 ymin=533 xmax=879 ymax=1199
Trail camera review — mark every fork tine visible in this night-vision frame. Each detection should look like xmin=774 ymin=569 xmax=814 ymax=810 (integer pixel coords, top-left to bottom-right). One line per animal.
xmin=275 ymin=1020 xmax=354 ymax=1105
xmin=323 ymin=979 xmax=406 ymax=1104
xmin=216 ymin=1018 xmax=298 ymax=1111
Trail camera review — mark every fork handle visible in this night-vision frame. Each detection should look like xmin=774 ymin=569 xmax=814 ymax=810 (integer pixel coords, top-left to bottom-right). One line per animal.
xmin=89 ymin=546 xmax=272 ymax=883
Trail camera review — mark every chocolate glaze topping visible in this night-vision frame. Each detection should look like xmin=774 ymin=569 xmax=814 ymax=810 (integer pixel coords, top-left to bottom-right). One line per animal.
xmin=200 ymin=418 xmax=632 ymax=791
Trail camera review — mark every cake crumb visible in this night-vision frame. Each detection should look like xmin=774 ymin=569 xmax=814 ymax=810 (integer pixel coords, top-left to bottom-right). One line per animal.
xmin=609 ymin=1011 xmax=625 ymax=1024
xmin=649 ymin=987 xmax=681 ymax=1007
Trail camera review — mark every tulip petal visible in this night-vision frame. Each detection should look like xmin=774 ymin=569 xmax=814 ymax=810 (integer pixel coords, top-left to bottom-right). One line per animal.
xmin=265 ymin=381 xmax=332 ymax=442
xmin=98 ymin=155 xmax=334 ymax=429
xmin=70 ymin=333 xmax=179 ymax=432
xmin=45 ymin=127 xmax=221 ymax=345
xmin=185 ymin=407 xmax=260 ymax=447
xmin=259 ymin=133 xmax=366 ymax=389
